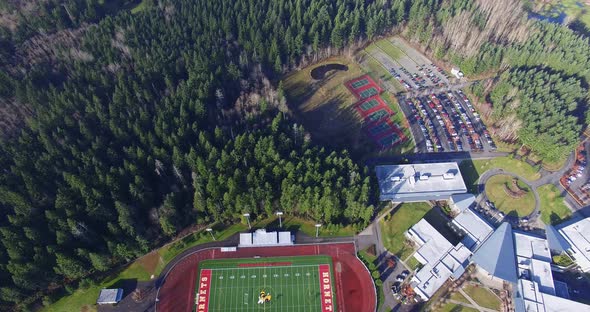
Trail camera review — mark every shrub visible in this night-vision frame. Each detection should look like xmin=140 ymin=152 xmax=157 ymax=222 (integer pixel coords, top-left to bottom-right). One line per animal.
xmin=372 ymin=271 xmax=381 ymax=279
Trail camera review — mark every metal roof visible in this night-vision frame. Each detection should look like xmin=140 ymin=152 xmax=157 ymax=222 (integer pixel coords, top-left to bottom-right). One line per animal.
xmin=97 ymin=288 xmax=123 ymax=304
xmin=450 ymin=193 xmax=476 ymax=213
xmin=545 ymin=224 xmax=570 ymax=254
xmin=472 ymin=222 xmax=518 ymax=284
xmin=453 ymin=207 xmax=494 ymax=250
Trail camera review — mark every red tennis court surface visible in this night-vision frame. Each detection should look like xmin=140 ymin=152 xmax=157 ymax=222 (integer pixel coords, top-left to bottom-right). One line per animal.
xmin=353 ymin=95 xmax=406 ymax=148
xmin=345 ymin=75 xmax=382 ymax=100
xmin=156 ymin=243 xmax=375 ymax=312
xmin=346 ymin=76 xmax=406 ymax=149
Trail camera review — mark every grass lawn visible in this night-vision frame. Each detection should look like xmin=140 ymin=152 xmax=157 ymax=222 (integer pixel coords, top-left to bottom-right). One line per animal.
xmin=283 ymin=57 xmax=365 ymax=148
xmin=463 ymin=285 xmax=501 ymax=311
xmin=435 ymin=303 xmax=478 ymax=312
xmin=359 ymin=50 xmax=395 ymax=84
xmin=130 ymin=0 xmax=148 ymax=13
xmin=199 ymin=256 xmax=336 ymax=312
xmin=553 ymin=253 xmax=575 ymax=267
xmin=359 ymin=249 xmax=378 ymax=264
xmin=380 ymin=202 xmax=431 ymax=260
xmin=357 ymin=49 xmax=404 ymax=93
xmin=158 ymin=222 xmax=249 ymax=267
xmin=357 ymin=249 xmax=383 ymax=310
xmin=405 ymin=255 xmax=422 ymax=271
xmin=449 ymin=291 xmax=470 ymax=304
xmin=534 ymin=0 xmax=590 ymax=29
xmin=374 ymin=39 xmax=405 ymax=61
xmin=485 ymin=175 xmax=536 ymax=218
xmin=538 ymin=184 xmax=572 ymax=225
xmin=379 ymin=92 xmax=416 ymax=155
xmin=460 ymin=157 xmax=540 ymax=194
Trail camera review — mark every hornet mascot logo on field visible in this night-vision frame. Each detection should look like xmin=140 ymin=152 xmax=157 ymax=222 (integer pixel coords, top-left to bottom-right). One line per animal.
xmin=258 ymin=290 xmax=272 ymax=304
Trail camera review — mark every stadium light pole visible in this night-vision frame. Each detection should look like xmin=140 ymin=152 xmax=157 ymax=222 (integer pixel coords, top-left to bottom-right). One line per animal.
xmin=276 ymin=211 xmax=284 ymax=228
xmin=315 ymin=224 xmax=322 ymax=238
xmin=206 ymin=228 xmax=215 ymax=241
xmin=243 ymin=213 xmax=251 ymax=229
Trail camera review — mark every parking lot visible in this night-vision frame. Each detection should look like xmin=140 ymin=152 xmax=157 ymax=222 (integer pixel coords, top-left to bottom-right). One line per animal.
xmin=399 ymin=91 xmax=496 ymax=153
xmin=364 ymin=38 xmax=496 ymax=154
xmin=561 ymin=142 xmax=590 ymax=204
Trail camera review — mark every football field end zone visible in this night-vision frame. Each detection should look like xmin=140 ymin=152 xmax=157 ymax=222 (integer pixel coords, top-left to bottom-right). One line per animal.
xmin=155 ymin=242 xmax=376 ymax=312
xmin=194 ymin=255 xmax=337 ymax=312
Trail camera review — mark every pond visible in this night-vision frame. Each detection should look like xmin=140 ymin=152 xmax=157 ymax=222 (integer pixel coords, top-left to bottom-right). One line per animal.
xmin=310 ymin=63 xmax=348 ymax=80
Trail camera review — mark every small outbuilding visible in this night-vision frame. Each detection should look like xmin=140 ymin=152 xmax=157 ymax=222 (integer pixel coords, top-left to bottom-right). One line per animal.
xmin=97 ymin=288 xmax=123 ymax=305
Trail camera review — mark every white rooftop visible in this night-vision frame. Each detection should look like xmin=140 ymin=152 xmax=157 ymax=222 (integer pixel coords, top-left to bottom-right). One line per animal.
xmin=408 ymin=219 xmax=453 ymax=263
xmin=514 ymin=232 xmax=555 ymax=296
xmin=239 ymin=233 xmax=253 ymax=246
xmin=452 ymin=207 xmax=494 ymax=250
xmin=376 ymin=163 xmax=467 ymax=202
xmin=411 ymin=243 xmax=471 ymax=300
xmin=239 ymin=229 xmax=293 ymax=247
xmin=556 ymin=217 xmax=590 ymax=272
xmin=518 ymin=279 xmax=590 ymax=312
xmin=407 ymin=219 xmax=471 ymax=300
xmin=253 ymin=229 xmax=279 ymax=245
xmin=514 ymin=232 xmax=552 ymax=262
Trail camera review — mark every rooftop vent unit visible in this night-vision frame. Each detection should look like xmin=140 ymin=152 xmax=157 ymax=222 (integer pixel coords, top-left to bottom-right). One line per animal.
xmin=443 ymin=172 xmax=455 ymax=180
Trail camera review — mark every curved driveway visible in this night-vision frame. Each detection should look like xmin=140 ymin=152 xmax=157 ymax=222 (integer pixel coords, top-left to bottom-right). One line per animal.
xmin=478 ymin=169 xmax=540 ymax=220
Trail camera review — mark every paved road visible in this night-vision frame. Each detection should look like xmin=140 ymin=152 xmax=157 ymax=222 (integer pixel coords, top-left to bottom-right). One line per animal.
xmin=357 ymin=204 xmax=418 ymax=312
xmin=366 ymin=150 xmax=509 ymax=166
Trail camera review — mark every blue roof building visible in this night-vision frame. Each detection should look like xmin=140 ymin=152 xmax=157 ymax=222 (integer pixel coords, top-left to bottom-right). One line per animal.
xmin=472 ymin=222 xmax=518 ymax=284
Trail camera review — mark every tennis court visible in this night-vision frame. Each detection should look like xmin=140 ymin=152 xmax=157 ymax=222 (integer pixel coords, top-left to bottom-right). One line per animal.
xmin=358 ymin=87 xmax=379 ymax=99
xmin=378 ymin=133 xmax=401 ymax=147
xmin=368 ymin=123 xmax=391 ymax=136
xmin=350 ymin=78 xmax=369 ymax=89
xmin=367 ymin=109 xmax=389 ymax=122
xmin=359 ymin=98 xmax=381 ymax=111
xmin=195 ymin=255 xmax=336 ymax=312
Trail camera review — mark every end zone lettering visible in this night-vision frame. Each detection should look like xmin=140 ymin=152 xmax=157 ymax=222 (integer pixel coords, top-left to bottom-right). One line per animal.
xmin=318 ymin=264 xmax=334 ymax=312
xmin=195 ymin=269 xmax=212 ymax=312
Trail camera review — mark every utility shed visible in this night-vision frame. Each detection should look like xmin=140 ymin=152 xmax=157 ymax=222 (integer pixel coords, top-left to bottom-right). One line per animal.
xmin=97 ymin=288 xmax=123 ymax=305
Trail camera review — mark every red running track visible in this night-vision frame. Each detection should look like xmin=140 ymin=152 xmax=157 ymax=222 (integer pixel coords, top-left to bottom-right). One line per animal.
xmin=156 ymin=242 xmax=375 ymax=312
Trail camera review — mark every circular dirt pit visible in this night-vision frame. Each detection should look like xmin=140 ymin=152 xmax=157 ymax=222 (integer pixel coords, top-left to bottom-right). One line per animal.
xmin=310 ymin=63 xmax=349 ymax=80
xmin=485 ymin=174 xmax=536 ymax=217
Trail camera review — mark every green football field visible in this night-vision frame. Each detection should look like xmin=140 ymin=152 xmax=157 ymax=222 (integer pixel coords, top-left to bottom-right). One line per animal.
xmin=195 ymin=255 xmax=337 ymax=312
